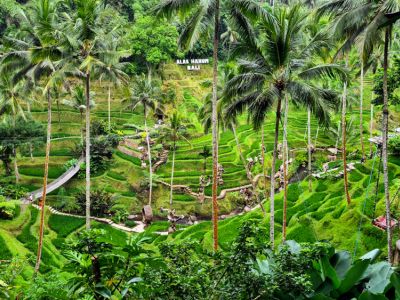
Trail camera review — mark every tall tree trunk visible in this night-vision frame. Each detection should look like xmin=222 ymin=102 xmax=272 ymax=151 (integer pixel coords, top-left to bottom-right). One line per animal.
xmin=30 ymin=144 xmax=34 ymax=161
xmin=232 ymin=122 xmax=252 ymax=181
xmin=108 ymin=84 xmax=112 ymax=132
xmin=85 ymin=73 xmax=91 ymax=230
xmin=169 ymin=139 xmax=176 ymax=210
xmin=147 ymin=63 xmax=152 ymax=83
xmin=27 ymin=102 xmax=34 ymax=161
xmin=144 ymin=108 xmax=153 ymax=206
xmin=211 ymin=0 xmax=220 ymax=252
xmin=232 ymin=122 xmax=265 ymax=215
xmin=57 ymin=99 xmax=61 ymax=125
xmin=80 ymin=111 xmax=84 ymax=148
xmin=308 ymin=108 xmax=312 ymax=192
xmin=382 ymin=28 xmax=392 ymax=263
xmin=370 ymin=103 xmax=374 ymax=158
xmin=270 ymin=96 xmax=282 ymax=248
xmin=282 ymin=95 xmax=289 ymax=242
xmin=261 ymin=125 xmax=269 ymax=204
xmin=35 ymin=91 xmax=52 ymax=274
xmin=13 ymin=147 xmax=20 ymax=184
xmin=360 ymin=59 xmax=365 ymax=161
xmin=342 ymin=56 xmax=351 ymax=205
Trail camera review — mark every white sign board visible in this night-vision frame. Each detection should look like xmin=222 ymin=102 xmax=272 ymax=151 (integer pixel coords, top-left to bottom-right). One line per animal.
xmin=176 ymin=58 xmax=210 ymax=71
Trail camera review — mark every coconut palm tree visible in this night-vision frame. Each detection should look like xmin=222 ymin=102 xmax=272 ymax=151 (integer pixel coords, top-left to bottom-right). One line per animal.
xmin=199 ymin=146 xmax=211 ymax=174
xmin=225 ymin=4 xmax=346 ymax=246
xmin=61 ymin=0 xmax=125 ymax=230
xmin=0 ymin=73 xmax=28 ymax=184
xmin=1 ymin=0 xmax=69 ymax=272
xmin=203 ymin=65 xmax=268 ymax=215
xmin=62 ymin=86 xmax=95 ymax=142
xmin=162 ymin=112 xmax=191 ymax=209
xmin=317 ymin=0 xmax=400 ymax=263
xmin=155 ymin=0 xmax=266 ymax=251
xmin=123 ymin=74 xmax=161 ymax=208
xmin=97 ymin=36 xmax=129 ymax=132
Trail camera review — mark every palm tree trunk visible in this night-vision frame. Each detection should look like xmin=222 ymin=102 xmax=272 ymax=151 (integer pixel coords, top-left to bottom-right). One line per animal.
xmin=35 ymin=90 xmax=52 ymax=274
xmin=108 ymin=84 xmax=111 ymax=132
xmin=270 ymin=96 xmax=282 ymax=248
xmin=169 ymin=140 xmax=176 ymax=210
xmin=342 ymin=56 xmax=351 ymax=205
xmin=382 ymin=28 xmax=392 ymax=263
xmin=13 ymin=147 xmax=20 ymax=184
xmin=85 ymin=73 xmax=91 ymax=230
xmin=57 ymin=99 xmax=61 ymax=125
xmin=211 ymin=0 xmax=220 ymax=252
xmin=360 ymin=59 xmax=365 ymax=161
xmin=261 ymin=125 xmax=268 ymax=203
xmin=282 ymin=94 xmax=289 ymax=242
xmin=232 ymin=122 xmax=265 ymax=215
xmin=308 ymin=108 xmax=312 ymax=192
xmin=144 ymin=108 xmax=153 ymax=206
xmin=27 ymin=103 xmax=34 ymax=161
xmin=370 ymin=103 xmax=374 ymax=158
xmin=30 ymin=144 xmax=34 ymax=161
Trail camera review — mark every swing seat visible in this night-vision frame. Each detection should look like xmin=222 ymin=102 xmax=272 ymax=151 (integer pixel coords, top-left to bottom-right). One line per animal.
xmin=372 ymin=216 xmax=398 ymax=231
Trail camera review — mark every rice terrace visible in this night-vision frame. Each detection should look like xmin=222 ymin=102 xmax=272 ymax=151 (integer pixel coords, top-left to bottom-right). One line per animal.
xmin=2 ymin=0 xmax=400 ymax=299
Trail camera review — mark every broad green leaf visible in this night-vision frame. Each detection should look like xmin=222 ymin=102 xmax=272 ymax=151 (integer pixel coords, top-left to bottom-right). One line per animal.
xmin=320 ymin=256 xmax=340 ymax=289
xmin=338 ymin=259 xmax=371 ymax=294
xmin=358 ymin=291 xmax=388 ymax=300
xmin=363 ymin=262 xmax=393 ymax=294
xmin=390 ymin=272 xmax=400 ymax=299
xmin=360 ymin=249 xmax=381 ymax=262
xmin=285 ymin=240 xmax=301 ymax=254
xmin=331 ymin=251 xmax=351 ymax=280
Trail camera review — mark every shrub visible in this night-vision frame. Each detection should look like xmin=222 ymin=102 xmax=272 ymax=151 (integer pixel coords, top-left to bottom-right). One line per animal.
xmin=75 ymin=190 xmax=115 ymax=216
xmin=0 ymin=201 xmax=17 ymax=219
xmin=63 ymin=159 xmax=79 ymax=171
xmin=389 ymin=135 xmax=400 ymax=156
xmin=111 ymin=207 xmax=129 ymax=223
xmin=0 ymin=184 xmax=28 ymax=199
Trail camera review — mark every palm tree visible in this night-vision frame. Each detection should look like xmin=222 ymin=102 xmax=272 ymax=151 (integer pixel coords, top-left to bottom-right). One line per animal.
xmin=341 ymin=56 xmax=351 ymax=204
xmin=307 ymin=107 xmax=312 ymax=192
xmin=155 ymin=0 xmax=221 ymax=251
xmin=62 ymin=86 xmax=95 ymax=142
xmin=225 ymin=4 xmax=345 ymax=246
xmin=282 ymin=94 xmax=289 ymax=241
xmin=97 ymin=36 xmax=129 ymax=132
xmin=0 ymin=73 xmax=27 ymax=184
xmin=123 ymin=74 xmax=161 ymax=207
xmin=163 ymin=112 xmax=191 ymax=209
xmin=200 ymin=69 xmax=266 ymax=215
xmin=199 ymin=146 xmax=211 ymax=174
xmin=1 ymin=0 xmax=68 ymax=272
xmin=155 ymin=0 xmax=266 ymax=251
xmin=317 ymin=0 xmax=400 ymax=263
xmin=61 ymin=0 xmax=124 ymax=229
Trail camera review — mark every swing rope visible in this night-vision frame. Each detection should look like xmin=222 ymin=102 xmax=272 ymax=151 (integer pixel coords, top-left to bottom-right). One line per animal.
xmin=353 ymin=148 xmax=379 ymax=260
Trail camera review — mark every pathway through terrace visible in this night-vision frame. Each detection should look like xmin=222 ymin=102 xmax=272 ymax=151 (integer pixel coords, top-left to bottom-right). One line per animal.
xmin=158 ymin=173 xmax=270 ymax=200
xmin=29 ymin=156 xmax=85 ymax=201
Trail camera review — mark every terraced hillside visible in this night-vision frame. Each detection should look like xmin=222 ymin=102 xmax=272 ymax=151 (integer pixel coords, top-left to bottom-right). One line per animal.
xmin=1 ymin=62 xmax=380 ymax=220
xmin=2 ymin=59 xmax=399 ymax=282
